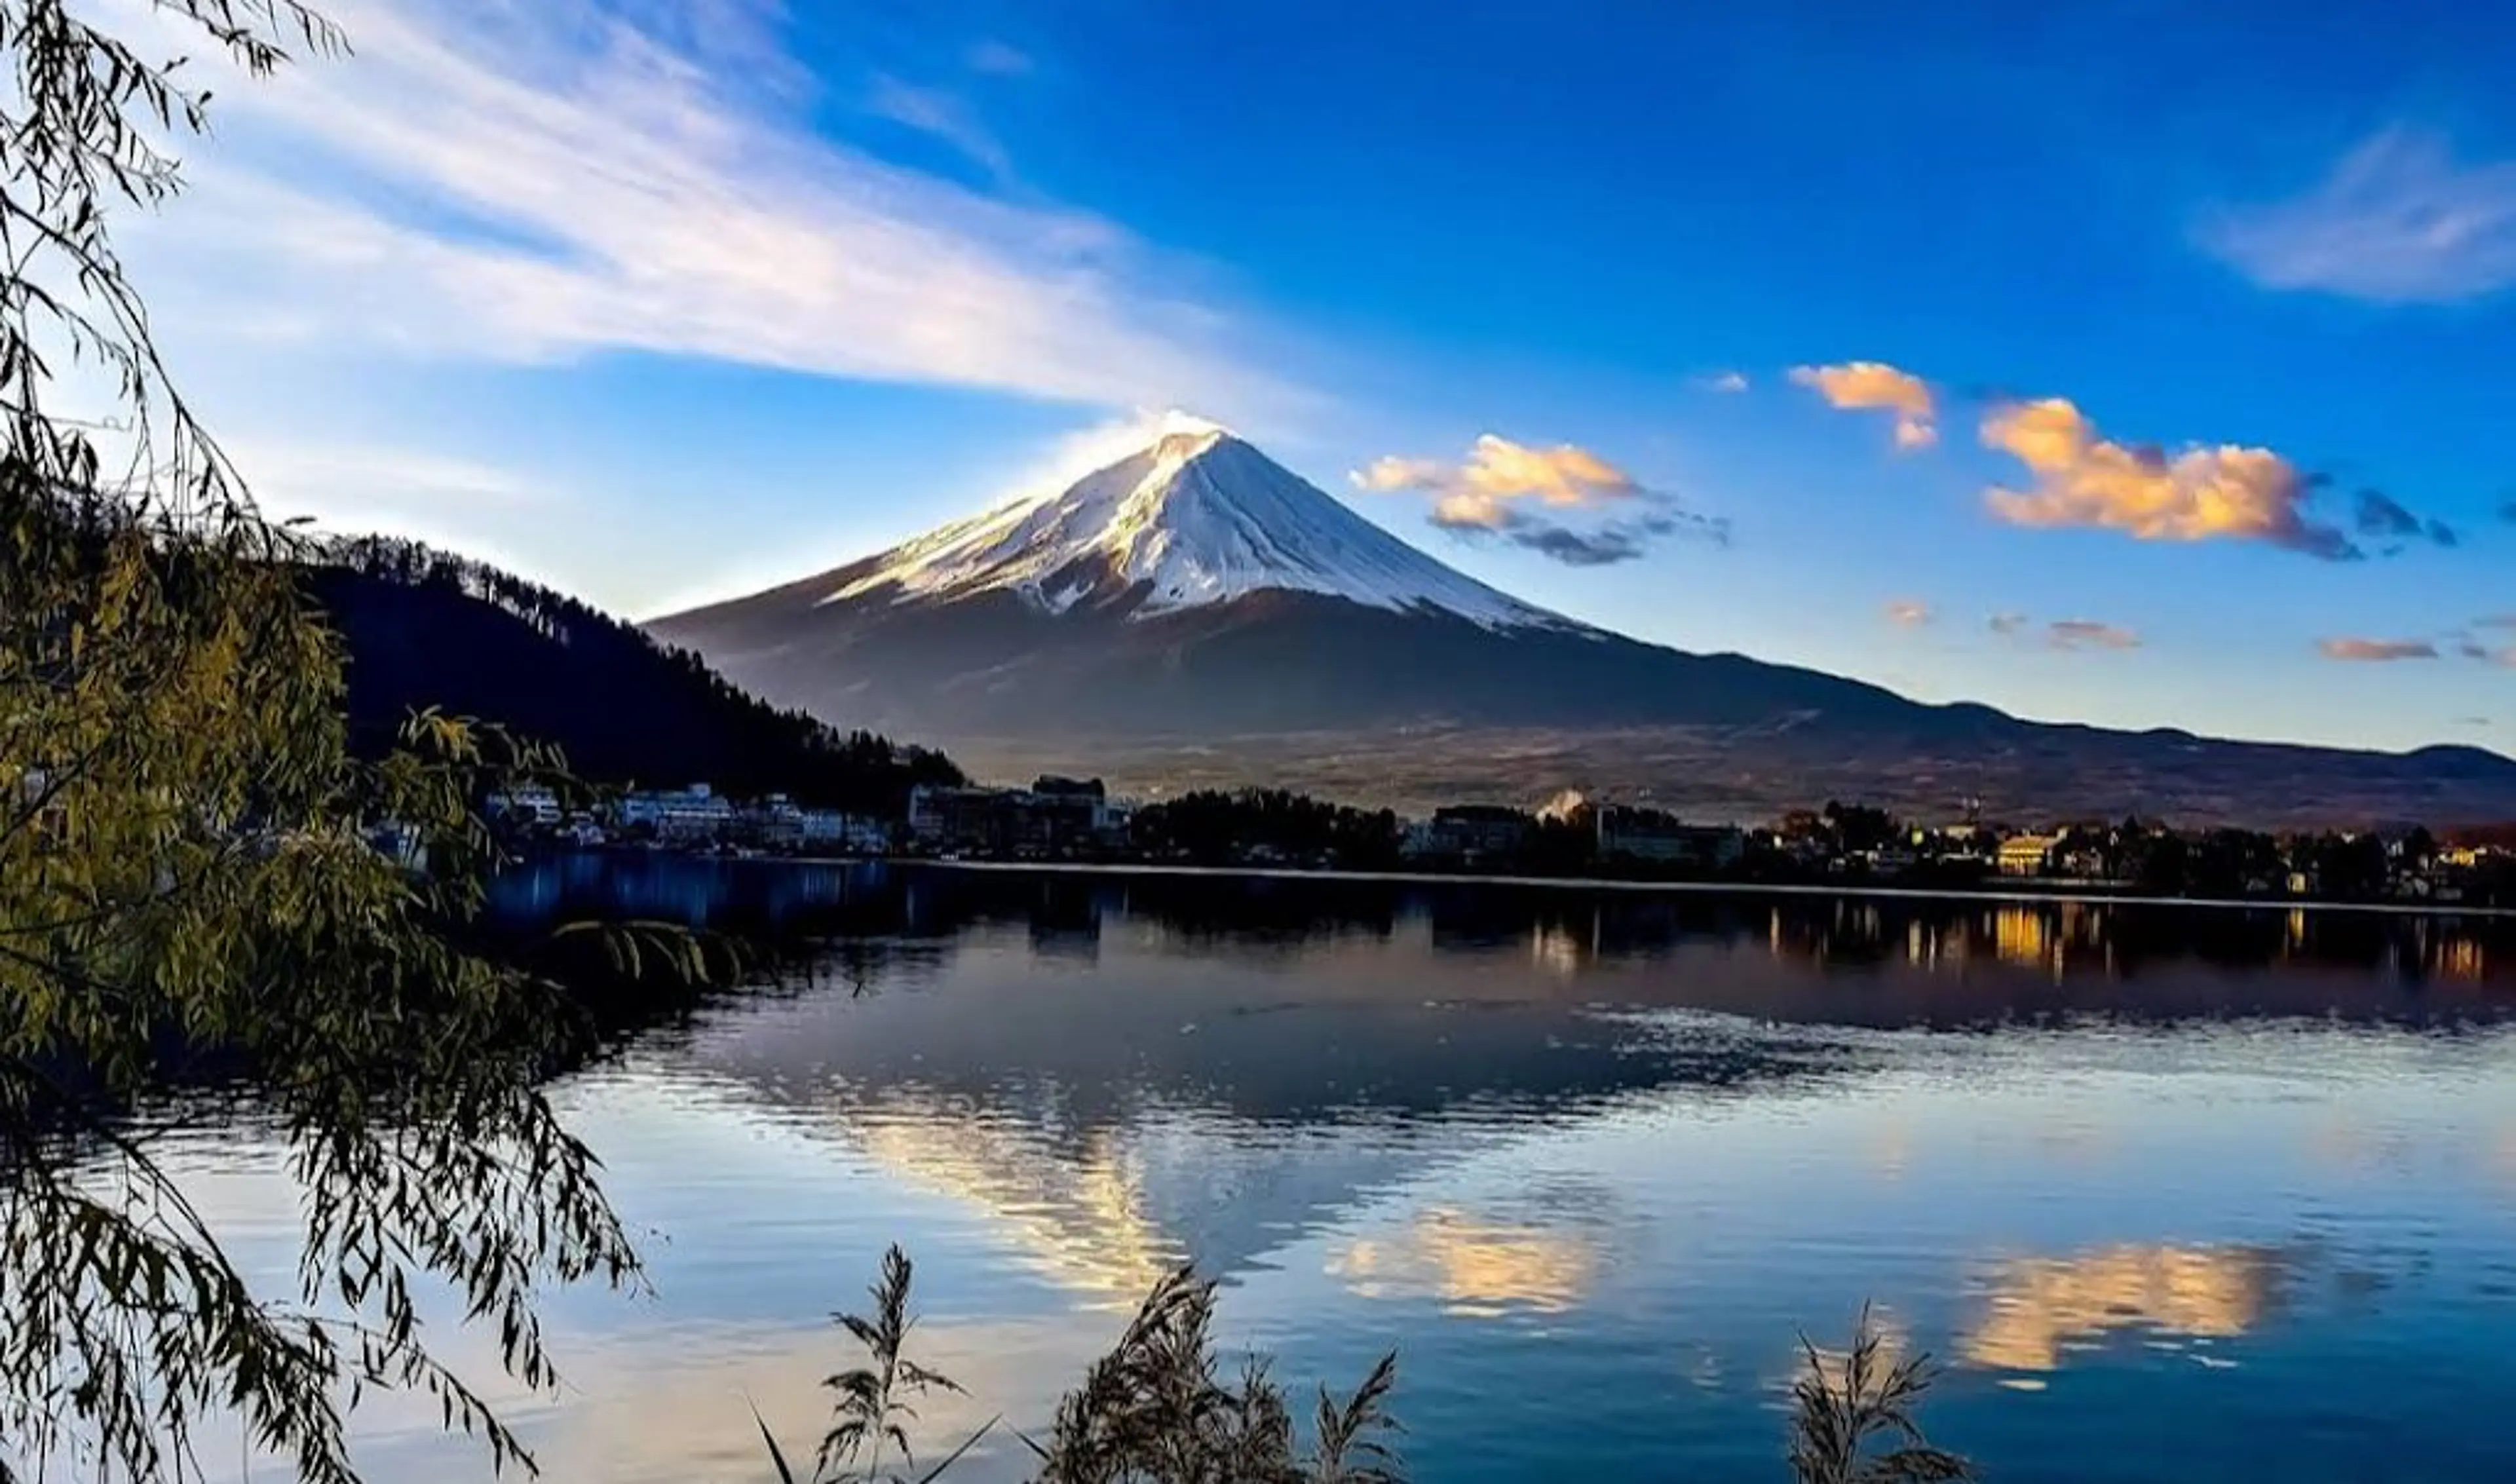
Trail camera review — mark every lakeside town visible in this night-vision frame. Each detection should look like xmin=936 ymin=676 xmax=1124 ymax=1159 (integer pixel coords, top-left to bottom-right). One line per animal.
xmin=487 ymin=776 xmax=2516 ymax=909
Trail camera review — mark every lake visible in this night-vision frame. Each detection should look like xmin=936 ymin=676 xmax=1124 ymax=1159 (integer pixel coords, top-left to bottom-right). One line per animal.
xmin=187 ymin=858 xmax=2516 ymax=1481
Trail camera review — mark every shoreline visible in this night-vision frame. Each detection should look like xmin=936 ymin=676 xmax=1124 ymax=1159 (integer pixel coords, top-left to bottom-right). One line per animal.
xmin=714 ymin=850 xmax=2516 ymax=919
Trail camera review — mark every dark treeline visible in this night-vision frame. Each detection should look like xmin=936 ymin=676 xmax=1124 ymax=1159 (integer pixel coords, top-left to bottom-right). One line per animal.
xmin=306 ymin=536 xmax=964 ymax=814
xmin=1130 ymin=788 xmax=1407 ymax=867
xmin=1117 ymin=788 xmax=2514 ymax=908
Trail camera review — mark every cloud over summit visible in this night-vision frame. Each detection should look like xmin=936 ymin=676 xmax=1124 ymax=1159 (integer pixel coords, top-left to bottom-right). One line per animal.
xmin=1354 ymin=435 xmax=1726 ymax=566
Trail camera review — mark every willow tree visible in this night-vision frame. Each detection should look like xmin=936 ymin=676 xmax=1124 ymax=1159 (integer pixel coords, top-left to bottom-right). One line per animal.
xmin=1 ymin=3 xmax=669 ymax=1479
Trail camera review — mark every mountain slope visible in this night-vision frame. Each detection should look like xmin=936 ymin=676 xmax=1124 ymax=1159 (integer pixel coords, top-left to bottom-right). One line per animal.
xmin=649 ymin=432 xmax=2516 ymax=826
xmin=306 ymin=537 xmax=963 ymax=812
xmin=655 ymin=428 xmax=1945 ymax=735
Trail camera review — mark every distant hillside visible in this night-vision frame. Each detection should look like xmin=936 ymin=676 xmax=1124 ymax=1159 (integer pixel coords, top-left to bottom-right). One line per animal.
xmin=304 ymin=537 xmax=963 ymax=814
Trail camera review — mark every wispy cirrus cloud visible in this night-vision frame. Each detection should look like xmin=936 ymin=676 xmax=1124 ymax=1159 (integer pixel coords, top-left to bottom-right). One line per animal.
xmin=2352 ymin=489 xmax=2459 ymax=550
xmin=2317 ymin=637 xmax=2440 ymax=662
xmin=2335 ymin=618 xmax=2516 ymax=666
xmin=1882 ymin=599 xmax=1935 ymax=629
xmin=225 ymin=436 xmax=560 ymax=567
xmin=233 ymin=440 xmax=551 ymax=512
xmin=2044 ymin=619 xmax=2142 ymax=652
xmin=2448 ymin=620 xmax=2516 ymax=667
xmin=1990 ymin=612 xmax=2141 ymax=651
xmin=1352 ymin=435 xmax=1727 ymax=566
xmin=1693 ymin=370 xmax=1750 ymax=394
xmin=1979 ymin=396 xmax=2361 ymax=560
xmin=2200 ymin=128 xmax=2516 ymax=305
xmin=865 ymin=74 xmax=1013 ymax=181
xmin=1789 ymin=361 xmax=1937 ymax=449
xmin=966 ymin=39 xmax=1035 ymax=75
xmin=134 ymin=0 xmax=1297 ymax=417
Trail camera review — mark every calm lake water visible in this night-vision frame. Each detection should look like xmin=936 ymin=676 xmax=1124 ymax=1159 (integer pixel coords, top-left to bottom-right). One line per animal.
xmin=184 ymin=858 xmax=2516 ymax=1481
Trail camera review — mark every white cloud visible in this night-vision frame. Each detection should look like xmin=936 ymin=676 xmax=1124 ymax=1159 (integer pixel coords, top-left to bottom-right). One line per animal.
xmin=1694 ymin=370 xmax=1750 ymax=393
xmin=223 ymin=437 xmax=558 ymax=571
xmin=966 ymin=39 xmax=1036 ymax=75
xmin=999 ymin=408 xmax=1232 ymax=506
xmin=2201 ymin=128 xmax=2516 ymax=304
xmin=131 ymin=0 xmax=1295 ymax=417
xmin=231 ymin=440 xmax=550 ymax=512
xmin=866 ymin=74 xmax=1013 ymax=181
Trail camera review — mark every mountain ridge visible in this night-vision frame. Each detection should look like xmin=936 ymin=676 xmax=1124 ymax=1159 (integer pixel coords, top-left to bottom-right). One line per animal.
xmin=649 ymin=430 xmax=2516 ymax=826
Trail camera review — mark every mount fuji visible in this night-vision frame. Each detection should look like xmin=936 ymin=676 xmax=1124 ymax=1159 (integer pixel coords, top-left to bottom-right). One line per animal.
xmin=649 ymin=427 xmax=2516 ymax=825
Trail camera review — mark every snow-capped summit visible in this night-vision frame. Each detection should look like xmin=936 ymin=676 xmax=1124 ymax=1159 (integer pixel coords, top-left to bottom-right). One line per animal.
xmin=824 ymin=425 xmax=1568 ymax=631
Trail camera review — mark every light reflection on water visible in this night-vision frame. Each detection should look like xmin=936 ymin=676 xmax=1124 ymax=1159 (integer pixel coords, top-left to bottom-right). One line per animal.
xmin=177 ymin=861 xmax=2516 ymax=1481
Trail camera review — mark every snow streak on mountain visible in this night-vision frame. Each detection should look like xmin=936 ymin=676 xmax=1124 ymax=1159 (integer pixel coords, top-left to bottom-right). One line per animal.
xmin=826 ymin=427 xmax=1571 ymax=631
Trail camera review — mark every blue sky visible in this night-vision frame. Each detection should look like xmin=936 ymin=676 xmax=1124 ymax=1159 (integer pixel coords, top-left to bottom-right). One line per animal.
xmin=133 ymin=0 xmax=2516 ymax=753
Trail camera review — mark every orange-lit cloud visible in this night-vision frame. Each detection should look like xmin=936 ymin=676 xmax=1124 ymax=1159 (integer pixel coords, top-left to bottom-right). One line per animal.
xmin=1980 ymin=398 xmax=2357 ymax=559
xmin=1354 ymin=434 xmax=1637 ymax=527
xmin=1790 ymin=361 xmax=1937 ymax=449
xmin=1354 ymin=435 xmax=1727 ymax=563
xmin=1884 ymin=599 xmax=1935 ymax=628
xmin=2317 ymin=637 xmax=2440 ymax=662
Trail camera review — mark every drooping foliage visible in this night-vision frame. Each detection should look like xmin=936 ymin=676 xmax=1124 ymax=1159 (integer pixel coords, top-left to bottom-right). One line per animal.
xmin=0 ymin=3 xmax=674 ymax=1478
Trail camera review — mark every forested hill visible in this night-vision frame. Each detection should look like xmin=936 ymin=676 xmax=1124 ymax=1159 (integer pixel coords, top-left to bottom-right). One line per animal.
xmin=303 ymin=537 xmax=964 ymax=813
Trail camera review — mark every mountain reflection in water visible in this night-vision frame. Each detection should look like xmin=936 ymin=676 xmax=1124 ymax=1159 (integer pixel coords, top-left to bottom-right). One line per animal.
xmin=492 ymin=854 xmax=2516 ymax=1031
xmin=203 ymin=856 xmax=2516 ymax=1483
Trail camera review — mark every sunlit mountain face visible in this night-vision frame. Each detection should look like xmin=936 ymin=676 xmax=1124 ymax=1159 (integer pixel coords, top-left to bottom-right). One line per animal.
xmin=649 ymin=431 xmax=2516 ymax=826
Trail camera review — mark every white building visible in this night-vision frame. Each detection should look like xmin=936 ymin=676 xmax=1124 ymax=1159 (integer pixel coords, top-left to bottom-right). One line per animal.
xmin=617 ymin=784 xmax=736 ymax=842
xmin=753 ymin=794 xmax=889 ymax=853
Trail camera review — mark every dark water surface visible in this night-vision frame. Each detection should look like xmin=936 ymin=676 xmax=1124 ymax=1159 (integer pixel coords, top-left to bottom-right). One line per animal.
xmin=200 ymin=858 xmax=2516 ymax=1480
